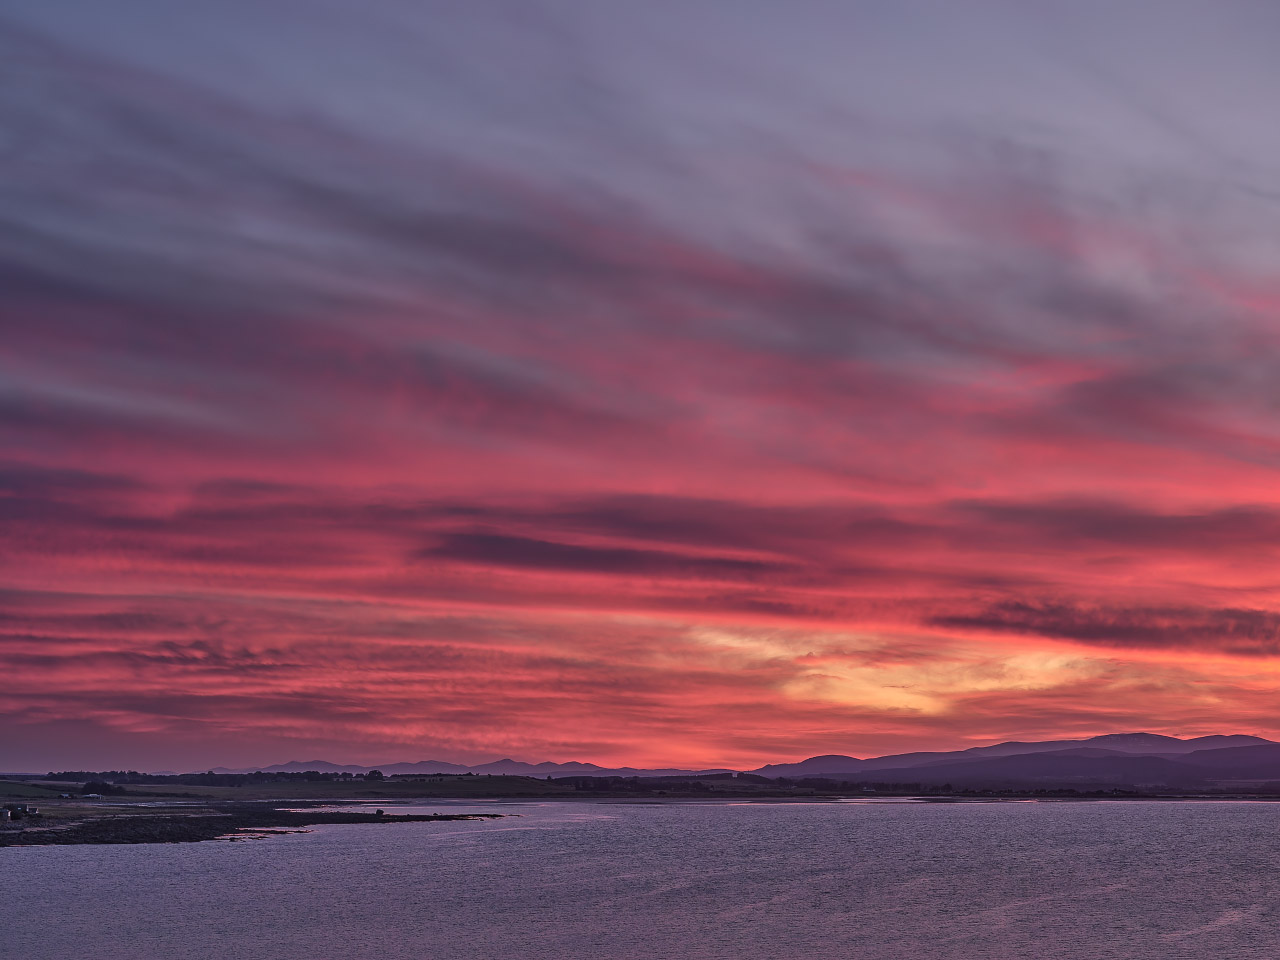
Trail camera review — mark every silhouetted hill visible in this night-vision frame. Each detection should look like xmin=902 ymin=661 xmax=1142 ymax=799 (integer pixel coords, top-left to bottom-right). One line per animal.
xmin=200 ymin=732 xmax=1278 ymax=787
xmin=210 ymin=758 xmax=731 ymax=778
xmin=865 ymin=750 xmax=1203 ymax=788
xmin=1175 ymin=744 xmax=1280 ymax=777
xmin=752 ymin=733 xmax=1276 ymax=779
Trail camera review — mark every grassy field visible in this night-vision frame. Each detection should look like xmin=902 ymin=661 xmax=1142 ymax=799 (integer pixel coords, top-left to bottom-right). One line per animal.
xmin=0 ymin=780 xmax=67 ymax=800
xmin=9 ymin=775 xmax=575 ymax=802
xmin=1 ymin=774 xmax=576 ymax=827
xmin=5 ymin=773 xmax=818 ymax=807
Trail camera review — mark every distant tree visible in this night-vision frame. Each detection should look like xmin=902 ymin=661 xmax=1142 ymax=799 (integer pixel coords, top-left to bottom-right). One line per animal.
xmin=366 ymin=769 xmax=385 ymax=781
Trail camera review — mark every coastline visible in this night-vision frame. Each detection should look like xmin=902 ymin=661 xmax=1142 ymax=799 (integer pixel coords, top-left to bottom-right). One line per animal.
xmin=0 ymin=805 xmax=502 ymax=847
xmin=9 ymin=792 xmax=1280 ymax=848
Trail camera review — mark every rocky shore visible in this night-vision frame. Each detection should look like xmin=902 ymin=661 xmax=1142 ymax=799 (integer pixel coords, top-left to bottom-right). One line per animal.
xmin=0 ymin=806 xmax=502 ymax=846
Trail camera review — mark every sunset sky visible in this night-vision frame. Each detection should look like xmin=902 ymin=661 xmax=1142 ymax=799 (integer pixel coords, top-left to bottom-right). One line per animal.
xmin=6 ymin=1 xmax=1280 ymax=772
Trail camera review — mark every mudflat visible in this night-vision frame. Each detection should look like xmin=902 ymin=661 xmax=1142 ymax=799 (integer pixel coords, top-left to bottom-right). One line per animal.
xmin=0 ymin=803 xmax=501 ymax=846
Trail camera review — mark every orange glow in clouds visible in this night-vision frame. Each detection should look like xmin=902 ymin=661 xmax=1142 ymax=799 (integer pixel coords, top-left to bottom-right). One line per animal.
xmin=6 ymin=23 xmax=1280 ymax=770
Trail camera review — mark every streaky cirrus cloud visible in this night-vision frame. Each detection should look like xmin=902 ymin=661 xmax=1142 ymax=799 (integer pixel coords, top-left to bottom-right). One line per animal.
xmin=4 ymin=1 xmax=1280 ymax=769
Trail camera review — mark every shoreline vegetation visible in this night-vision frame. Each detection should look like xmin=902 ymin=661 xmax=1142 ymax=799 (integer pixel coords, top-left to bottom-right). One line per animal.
xmin=0 ymin=802 xmax=502 ymax=847
xmin=8 ymin=770 xmax=1280 ymax=847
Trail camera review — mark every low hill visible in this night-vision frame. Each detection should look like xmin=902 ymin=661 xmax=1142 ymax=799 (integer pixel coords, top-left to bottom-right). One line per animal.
xmin=753 ymin=733 xmax=1278 ymax=786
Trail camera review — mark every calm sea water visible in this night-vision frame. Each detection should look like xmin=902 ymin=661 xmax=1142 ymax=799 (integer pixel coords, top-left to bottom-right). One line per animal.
xmin=7 ymin=799 xmax=1280 ymax=959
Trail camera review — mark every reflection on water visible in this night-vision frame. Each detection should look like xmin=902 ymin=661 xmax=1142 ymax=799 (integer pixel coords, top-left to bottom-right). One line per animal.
xmin=8 ymin=800 xmax=1280 ymax=960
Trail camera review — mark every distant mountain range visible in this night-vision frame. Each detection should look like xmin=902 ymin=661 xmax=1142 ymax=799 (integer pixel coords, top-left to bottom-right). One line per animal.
xmin=210 ymin=758 xmax=734 ymax=778
xmin=753 ymin=733 xmax=1280 ymax=789
xmin=212 ymin=732 xmax=1280 ymax=789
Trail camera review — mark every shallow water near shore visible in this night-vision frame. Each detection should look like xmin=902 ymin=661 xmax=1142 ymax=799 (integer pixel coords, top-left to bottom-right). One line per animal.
xmin=8 ymin=800 xmax=1280 ymax=960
